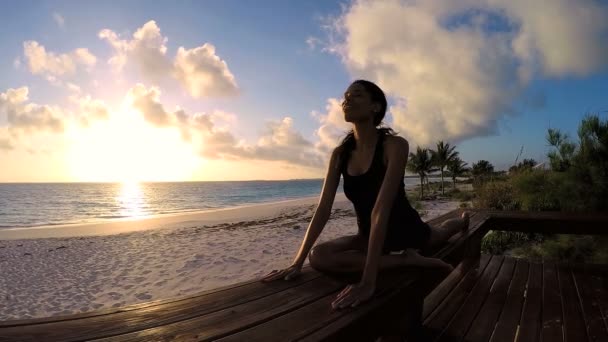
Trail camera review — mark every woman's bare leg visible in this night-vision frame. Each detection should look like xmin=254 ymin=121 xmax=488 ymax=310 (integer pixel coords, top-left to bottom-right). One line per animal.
xmin=424 ymin=211 xmax=470 ymax=251
xmin=309 ymin=236 xmax=453 ymax=275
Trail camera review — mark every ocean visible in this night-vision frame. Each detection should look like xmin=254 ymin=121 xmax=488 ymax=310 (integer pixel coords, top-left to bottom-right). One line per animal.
xmin=0 ymin=178 xmax=424 ymax=229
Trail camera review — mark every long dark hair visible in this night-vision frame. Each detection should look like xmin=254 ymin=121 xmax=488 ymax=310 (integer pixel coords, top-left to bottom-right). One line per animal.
xmin=337 ymin=80 xmax=398 ymax=166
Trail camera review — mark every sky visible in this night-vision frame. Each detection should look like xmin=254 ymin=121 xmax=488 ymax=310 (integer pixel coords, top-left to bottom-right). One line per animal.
xmin=1 ymin=0 xmax=607 ymax=183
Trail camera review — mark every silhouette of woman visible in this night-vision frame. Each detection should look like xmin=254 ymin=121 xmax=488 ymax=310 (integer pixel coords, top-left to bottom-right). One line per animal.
xmin=261 ymin=80 xmax=470 ymax=311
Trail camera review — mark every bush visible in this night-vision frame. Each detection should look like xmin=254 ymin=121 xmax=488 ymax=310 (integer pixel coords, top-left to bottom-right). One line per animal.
xmin=473 ymin=181 xmax=520 ymax=210
xmin=510 ymin=170 xmax=564 ymax=211
xmin=481 ymin=230 xmax=544 ymax=255
xmin=511 ymin=235 xmax=608 ymax=263
xmin=452 ymin=190 xmax=475 ymax=202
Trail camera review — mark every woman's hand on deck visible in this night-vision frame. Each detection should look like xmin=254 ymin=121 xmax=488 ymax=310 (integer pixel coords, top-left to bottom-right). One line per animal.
xmin=331 ymin=281 xmax=376 ymax=310
xmin=261 ymin=264 xmax=302 ymax=282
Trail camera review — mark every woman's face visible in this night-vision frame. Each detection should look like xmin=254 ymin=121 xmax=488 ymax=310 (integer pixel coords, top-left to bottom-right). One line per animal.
xmin=342 ymin=83 xmax=378 ymax=124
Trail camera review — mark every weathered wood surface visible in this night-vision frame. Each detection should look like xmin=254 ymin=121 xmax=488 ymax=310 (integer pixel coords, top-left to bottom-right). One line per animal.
xmin=0 ymin=209 xmax=480 ymax=342
xmin=421 ymin=255 xmax=608 ymax=342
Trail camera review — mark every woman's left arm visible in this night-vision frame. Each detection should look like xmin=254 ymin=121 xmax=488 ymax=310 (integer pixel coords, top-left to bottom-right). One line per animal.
xmin=361 ymin=136 xmax=409 ymax=286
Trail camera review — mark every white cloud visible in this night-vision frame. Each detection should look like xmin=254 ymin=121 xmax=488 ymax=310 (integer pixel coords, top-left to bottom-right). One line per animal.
xmin=99 ymin=20 xmax=170 ymax=79
xmin=100 ymin=20 xmax=238 ymax=97
xmin=0 ymin=87 xmax=64 ymax=134
xmin=494 ymin=0 xmax=608 ymax=78
xmin=66 ymin=82 xmax=81 ymax=93
xmin=125 ymin=83 xmax=323 ymax=168
xmin=71 ymin=95 xmax=110 ymax=127
xmin=13 ymin=58 xmax=21 ymax=69
xmin=312 ymin=98 xmax=352 ymax=154
xmin=174 ymin=44 xmax=238 ymax=97
xmin=306 ymin=37 xmax=322 ymax=50
xmin=323 ymin=0 xmax=608 ymax=147
xmin=127 ymin=84 xmax=173 ymax=127
xmin=23 ymin=41 xmax=97 ymax=78
xmin=52 ymin=12 xmax=65 ymax=29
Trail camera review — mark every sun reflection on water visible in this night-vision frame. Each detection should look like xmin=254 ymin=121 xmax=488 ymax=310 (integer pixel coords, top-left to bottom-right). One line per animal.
xmin=117 ymin=181 xmax=146 ymax=218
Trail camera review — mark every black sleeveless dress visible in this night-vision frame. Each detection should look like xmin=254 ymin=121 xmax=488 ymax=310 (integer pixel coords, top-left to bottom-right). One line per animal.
xmin=340 ymin=131 xmax=431 ymax=254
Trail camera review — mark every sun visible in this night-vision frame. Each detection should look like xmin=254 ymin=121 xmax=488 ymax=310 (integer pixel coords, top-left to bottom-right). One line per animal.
xmin=65 ymin=108 xmax=201 ymax=183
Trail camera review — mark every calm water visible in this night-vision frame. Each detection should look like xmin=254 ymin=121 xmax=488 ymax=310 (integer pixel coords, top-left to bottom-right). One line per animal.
xmin=0 ymin=179 xmax=422 ymax=229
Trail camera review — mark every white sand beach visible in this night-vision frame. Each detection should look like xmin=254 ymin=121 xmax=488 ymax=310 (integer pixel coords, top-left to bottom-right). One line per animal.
xmin=0 ymin=195 xmax=460 ymax=321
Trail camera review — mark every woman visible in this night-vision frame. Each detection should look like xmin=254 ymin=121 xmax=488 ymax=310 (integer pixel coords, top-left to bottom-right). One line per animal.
xmin=261 ymin=80 xmax=470 ymax=311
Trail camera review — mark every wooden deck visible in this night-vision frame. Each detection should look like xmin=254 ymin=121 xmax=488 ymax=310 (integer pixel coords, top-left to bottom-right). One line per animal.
xmin=421 ymin=254 xmax=608 ymax=342
xmin=1 ymin=209 xmax=607 ymax=341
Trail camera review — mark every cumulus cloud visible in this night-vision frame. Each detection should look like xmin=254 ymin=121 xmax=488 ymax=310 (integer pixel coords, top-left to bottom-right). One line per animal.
xmin=125 ymin=83 xmax=323 ymax=167
xmin=320 ymin=0 xmax=608 ymax=147
xmin=71 ymin=95 xmax=110 ymax=127
xmin=127 ymin=84 xmax=173 ymax=126
xmin=100 ymin=20 xmax=238 ymax=97
xmin=99 ymin=21 xmax=170 ymax=79
xmin=174 ymin=44 xmax=238 ymax=97
xmin=0 ymin=87 xmax=64 ymax=134
xmin=312 ymin=98 xmax=352 ymax=154
xmin=23 ymin=41 xmax=97 ymax=78
xmin=66 ymin=82 xmax=81 ymax=93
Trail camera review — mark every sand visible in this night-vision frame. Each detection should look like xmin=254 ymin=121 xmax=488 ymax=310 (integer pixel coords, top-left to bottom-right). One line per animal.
xmin=0 ymin=194 xmax=460 ymax=321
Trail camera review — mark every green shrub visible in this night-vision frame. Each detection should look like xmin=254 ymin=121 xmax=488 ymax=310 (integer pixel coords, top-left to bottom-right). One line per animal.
xmin=511 ymin=235 xmax=608 ymax=263
xmin=510 ymin=170 xmax=564 ymax=211
xmin=473 ymin=181 xmax=520 ymax=210
xmin=481 ymin=230 xmax=544 ymax=255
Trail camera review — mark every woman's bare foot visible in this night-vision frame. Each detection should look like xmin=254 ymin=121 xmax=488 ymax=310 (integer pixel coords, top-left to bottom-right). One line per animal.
xmin=401 ymin=249 xmax=454 ymax=272
xmin=461 ymin=211 xmax=470 ymax=232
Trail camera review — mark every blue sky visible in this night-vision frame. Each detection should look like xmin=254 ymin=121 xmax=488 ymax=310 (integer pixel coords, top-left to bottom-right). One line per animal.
xmin=1 ymin=0 xmax=607 ymax=182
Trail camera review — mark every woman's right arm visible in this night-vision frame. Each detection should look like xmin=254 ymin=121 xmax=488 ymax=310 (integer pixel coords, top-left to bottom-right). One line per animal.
xmin=291 ymin=146 xmax=343 ymax=267
xmin=261 ymin=147 xmax=343 ymax=282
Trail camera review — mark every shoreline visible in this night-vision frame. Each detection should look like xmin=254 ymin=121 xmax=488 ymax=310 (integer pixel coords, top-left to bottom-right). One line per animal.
xmin=0 ymin=194 xmax=348 ymax=240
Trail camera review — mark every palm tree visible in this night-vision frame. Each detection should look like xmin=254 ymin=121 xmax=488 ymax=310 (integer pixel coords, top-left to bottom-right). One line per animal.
xmin=407 ymin=147 xmax=436 ymax=199
xmin=430 ymin=141 xmax=459 ymax=195
xmin=447 ymin=157 xmax=468 ymax=189
xmin=472 ymin=160 xmax=494 ymax=185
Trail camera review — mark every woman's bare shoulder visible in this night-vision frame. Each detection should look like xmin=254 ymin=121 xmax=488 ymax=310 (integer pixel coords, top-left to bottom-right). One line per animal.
xmin=384 ymin=134 xmax=409 ymax=151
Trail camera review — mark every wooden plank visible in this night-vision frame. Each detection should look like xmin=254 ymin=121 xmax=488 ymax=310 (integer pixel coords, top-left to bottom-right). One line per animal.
xmin=489 ymin=259 xmax=530 ymax=342
xmin=571 ymin=264 xmax=608 ymax=342
xmin=0 ymin=266 xmax=319 ymax=328
xmin=296 ymin=270 xmax=446 ymax=342
xmin=0 ymin=270 xmax=322 ymax=342
xmin=588 ymin=267 xmax=608 ymax=339
xmin=420 ymin=254 xmax=493 ymax=341
xmin=435 ymin=255 xmax=505 ymax=342
xmin=557 ymin=263 xmax=588 ymax=342
xmin=214 ymin=269 xmax=432 ymax=342
xmin=541 ymin=262 xmax=564 ymax=342
xmin=423 ymin=258 xmax=476 ymax=321
xmin=92 ymin=275 xmax=346 ymax=341
xmin=464 ymin=256 xmax=517 ymax=342
xmin=516 ymin=262 xmax=542 ymax=342
xmin=422 ymin=212 xmax=491 ymax=321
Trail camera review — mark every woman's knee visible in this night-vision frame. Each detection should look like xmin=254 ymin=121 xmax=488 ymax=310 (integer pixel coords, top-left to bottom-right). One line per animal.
xmin=308 ymin=243 xmax=332 ymax=271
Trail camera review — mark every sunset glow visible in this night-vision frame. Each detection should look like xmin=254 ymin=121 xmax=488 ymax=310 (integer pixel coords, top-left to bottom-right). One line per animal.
xmin=1 ymin=1 xmax=608 ymax=182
